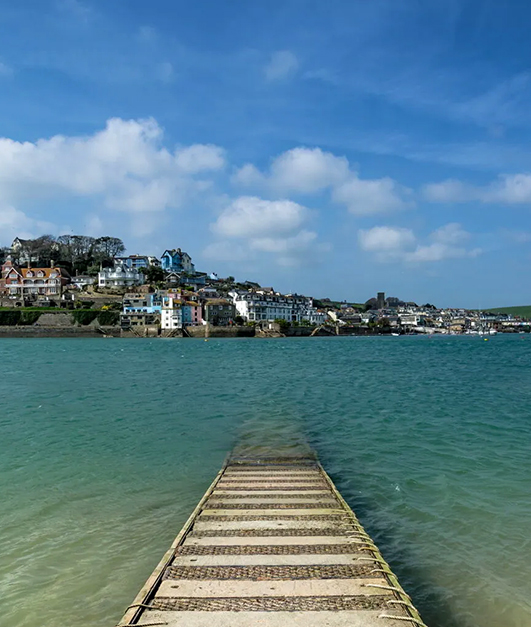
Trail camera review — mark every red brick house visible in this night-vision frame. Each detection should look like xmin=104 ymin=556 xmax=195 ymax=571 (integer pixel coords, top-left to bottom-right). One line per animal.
xmin=0 ymin=258 xmax=71 ymax=301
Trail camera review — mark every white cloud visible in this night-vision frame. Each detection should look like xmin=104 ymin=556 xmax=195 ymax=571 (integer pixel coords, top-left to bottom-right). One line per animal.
xmin=359 ymin=223 xmax=480 ymax=264
xmin=233 ymin=147 xmax=411 ymax=215
xmin=424 ymin=173 xmax=531 ymax=205
xmin=269 ymin=148 xmax=349 ymax=193
xmin=0 ymin=118 xmax=227 ymax=243
xmin=486 ymin=174 xmax=531 ymax=203
xmin=422 ymin=179 xmax=473 ymax=203
xmin=333 ymin=176 xmax=412 ymax=215
xmin=0 ymin=206 xmax=56 ymax=242
xmin=264 ymin=50 xmax=299 ymax=81
xmin=212 ymin=196 xmax=308 ymax=239
xmin=175 ymin=144 xmax=225 ymax=174
xmin=208 ymin=196 xmax=328 ymax=267
xmin=358 ymin=226 xmax=416 ymax=253
xmin=430 ymin=222 xmax=470 ymax=245
xmin=231 ymin=163 xmax=264 ymax=187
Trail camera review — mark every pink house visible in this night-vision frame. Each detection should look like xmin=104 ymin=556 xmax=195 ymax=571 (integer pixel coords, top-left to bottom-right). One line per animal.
xmin=182 ymin=301 xmax=203 ymax=326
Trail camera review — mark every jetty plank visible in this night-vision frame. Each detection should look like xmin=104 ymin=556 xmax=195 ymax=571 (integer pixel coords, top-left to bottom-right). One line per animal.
xmin=118 ymin=455 xmax=427 ymax=627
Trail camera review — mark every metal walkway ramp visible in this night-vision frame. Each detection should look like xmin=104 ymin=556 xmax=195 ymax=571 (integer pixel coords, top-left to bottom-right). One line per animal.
xmin=118 ymin=455 xmax=426 ymax=626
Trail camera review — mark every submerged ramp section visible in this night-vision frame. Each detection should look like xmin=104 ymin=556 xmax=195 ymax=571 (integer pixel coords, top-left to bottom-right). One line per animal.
xmin=119 ymin=455 xmax=427 ymax=627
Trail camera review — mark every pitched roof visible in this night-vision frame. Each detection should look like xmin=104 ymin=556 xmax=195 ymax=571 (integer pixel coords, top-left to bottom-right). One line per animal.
xmin=20 ymin=267 xmax=70 ymax=279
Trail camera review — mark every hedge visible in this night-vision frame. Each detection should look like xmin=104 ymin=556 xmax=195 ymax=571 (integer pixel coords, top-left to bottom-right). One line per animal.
xmin=0 ymin=311 xmax=23 ymax=325
xmin=0 ymin=311 xmax=42 ymax=325
xmin=70 ymin=310 xmax=99 ymax=325
xmin=97 ymin=310 xmax=119 ymax=326
xmin=20 ymin=311 xmax=42 ymax=325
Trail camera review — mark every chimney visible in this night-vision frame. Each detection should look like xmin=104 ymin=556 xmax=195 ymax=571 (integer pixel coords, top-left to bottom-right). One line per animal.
xmin=50 ymin=259 xmax=54 ymax=268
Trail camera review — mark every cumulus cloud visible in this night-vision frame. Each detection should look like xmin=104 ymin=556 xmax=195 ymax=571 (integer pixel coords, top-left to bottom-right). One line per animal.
xmin=333 ymin=176 xmax=412 ymax=215
xmin=358 ymin=223 xmax=480 ymax=263
xmin=264 ymin=50 xmax=299 ymax=81
xmin=233 ymin=147 xmax=412 ymax=215
xmin=269 ymin=148 xmax=349 ymax=193
xmin=424 ymin=173 xmax=531 ymax=204
xmin=0 ymin=117 xmax=226 ymax=243
xmin=208 ymin=196 xmax=328 ymax=266
xmin=358 ymin=226 xmax=416 ymax=253
xmin=212 ymin=196 xmax=308 ymax=239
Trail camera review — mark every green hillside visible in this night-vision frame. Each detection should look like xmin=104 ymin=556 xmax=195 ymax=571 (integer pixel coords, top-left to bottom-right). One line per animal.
xmin=486 ymin=306 xmax=531 ymax=318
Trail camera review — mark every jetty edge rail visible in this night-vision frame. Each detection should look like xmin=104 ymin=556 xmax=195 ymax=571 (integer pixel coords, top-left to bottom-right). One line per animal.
xmin=117 ymin=454 xmax=427 ymax=627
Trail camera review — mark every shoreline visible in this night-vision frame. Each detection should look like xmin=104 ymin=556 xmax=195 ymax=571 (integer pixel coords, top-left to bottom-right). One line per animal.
xmin=0 ymin=326 xmax=523 ymax=338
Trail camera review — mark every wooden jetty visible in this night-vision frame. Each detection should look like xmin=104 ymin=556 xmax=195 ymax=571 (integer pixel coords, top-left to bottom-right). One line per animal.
xmin=118 ymin=454 xmax=427 ymax=627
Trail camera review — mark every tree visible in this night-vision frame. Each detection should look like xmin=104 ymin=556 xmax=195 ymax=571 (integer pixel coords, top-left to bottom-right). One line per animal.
xmin=0 ymin=247 xmax=10 ymax=264
xmin=93 ymin=236 xmax=125 ymax=261
xmin=140 ymin=265 xmax=165 ymax=284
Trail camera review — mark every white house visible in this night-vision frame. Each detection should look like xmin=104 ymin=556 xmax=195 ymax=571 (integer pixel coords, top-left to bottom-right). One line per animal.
xmin=229 ymin=290 xmax=325 ymax=324
xmin=98 ymin=264 xmax=143 ymax=288
xmin=161 ymin=295 xmax=183 ymax=329
xmin=72 ymin=275 xmax=95 ymax=289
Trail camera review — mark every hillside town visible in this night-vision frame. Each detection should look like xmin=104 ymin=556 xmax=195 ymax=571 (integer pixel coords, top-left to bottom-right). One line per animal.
xmin=0 ymin=235 xmax=529 ymax=336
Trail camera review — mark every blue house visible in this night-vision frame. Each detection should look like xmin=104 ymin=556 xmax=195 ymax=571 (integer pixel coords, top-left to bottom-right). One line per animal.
xmin=160 ymin=249 xmax=195 ymax=273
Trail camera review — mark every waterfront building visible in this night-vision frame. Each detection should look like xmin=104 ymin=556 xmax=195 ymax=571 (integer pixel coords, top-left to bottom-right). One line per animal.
xmin=160 ymin=248 xmax=195 ymax=273
xmin=161 ymin=295 xmax=183 ymax=330
xmin=98 ymin=263 xmax=143 ymax=288
xmin=182 ymin=302 xmax=203 ymax=325
xmin=228 ymin=290 xmax=324 ymax=324
xmin=204 ymin=299 xmax=236 ymax=326
xmin=0 ymin=257 xmax=71 ymax=301
xmin=122 ymin=292 xmax=163 ymax=315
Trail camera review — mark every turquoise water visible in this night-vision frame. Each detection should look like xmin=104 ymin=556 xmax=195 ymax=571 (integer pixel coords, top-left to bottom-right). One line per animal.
xmin=1 ymin=336 xmax=530 ymax=627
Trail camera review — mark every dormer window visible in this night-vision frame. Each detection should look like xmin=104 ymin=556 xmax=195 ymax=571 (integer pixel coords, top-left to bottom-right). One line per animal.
xmin=26 ymin=271 xmax=33 ymax=277
xmin=37 ymin=271 xmax=44 ymax=277
xmin=50 ymin=272 xmax=57 ymax=278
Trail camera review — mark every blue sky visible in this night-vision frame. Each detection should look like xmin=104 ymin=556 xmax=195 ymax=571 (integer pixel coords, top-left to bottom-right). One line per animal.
xmin=1 ymin=0 xmax=531 ymax=307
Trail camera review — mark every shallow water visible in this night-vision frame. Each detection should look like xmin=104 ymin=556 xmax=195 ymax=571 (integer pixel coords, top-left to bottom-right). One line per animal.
xmin=0 ymin=336 xmax=530 ymax=627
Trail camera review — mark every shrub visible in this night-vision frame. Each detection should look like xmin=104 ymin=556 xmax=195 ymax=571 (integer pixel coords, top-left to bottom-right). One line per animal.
xmin=274 ymin=318 xmax=290 ymax=331
xmin=0 ymin=310 xmax=21 ymax=325
xmin=20 ymin=311 xmax=41 ymax=325
xmin=97 ymin=310 xmax=120 ymax=326
xmin=71 ymin=310 xmax=99 ymax=325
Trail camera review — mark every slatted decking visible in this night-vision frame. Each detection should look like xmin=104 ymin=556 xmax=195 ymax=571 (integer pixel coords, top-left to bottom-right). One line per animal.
xmin=118 ymin=456 xmax=427 ymax=627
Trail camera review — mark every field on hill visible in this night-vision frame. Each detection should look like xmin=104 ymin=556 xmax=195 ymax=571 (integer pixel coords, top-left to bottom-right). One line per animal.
xmin=486 ymin=305 xmax=531 ymax=318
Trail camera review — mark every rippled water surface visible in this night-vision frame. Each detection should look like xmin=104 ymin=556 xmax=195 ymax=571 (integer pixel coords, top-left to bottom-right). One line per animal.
xmin=1 ymin=336 xmax=530 ymax=627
